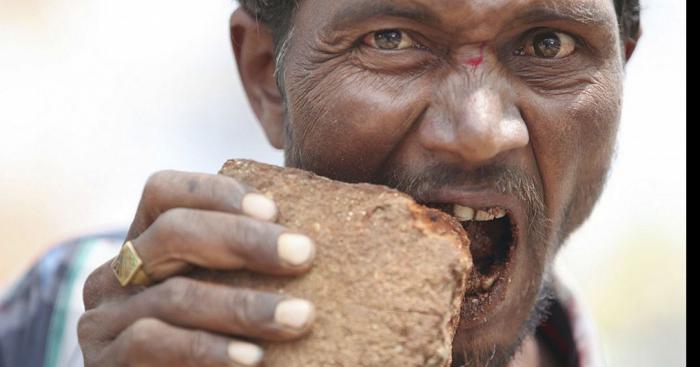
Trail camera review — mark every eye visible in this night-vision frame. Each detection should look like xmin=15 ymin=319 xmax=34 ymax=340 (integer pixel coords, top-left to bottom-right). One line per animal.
xmin=514 ymin=30 xmax=576 ymax=59
xmin=363 ymin=29 xmax=420 ymax=50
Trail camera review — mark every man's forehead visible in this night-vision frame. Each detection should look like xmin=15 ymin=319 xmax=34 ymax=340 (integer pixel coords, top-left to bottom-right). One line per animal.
xmin=304 ymin=0 xmax=616 ymax=36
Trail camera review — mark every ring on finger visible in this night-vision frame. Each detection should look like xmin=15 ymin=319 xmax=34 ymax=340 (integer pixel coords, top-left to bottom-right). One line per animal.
xmin=111 ymin=240 xmax=152 ymax=287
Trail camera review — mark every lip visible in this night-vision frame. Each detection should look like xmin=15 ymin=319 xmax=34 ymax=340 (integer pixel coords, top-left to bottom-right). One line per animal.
xmin=414 ymin=188 xmax=526 ymax=327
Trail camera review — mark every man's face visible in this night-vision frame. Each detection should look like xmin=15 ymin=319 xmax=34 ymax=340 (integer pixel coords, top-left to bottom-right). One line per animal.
xmin=275 ymin=0 xmax=624 ymax=364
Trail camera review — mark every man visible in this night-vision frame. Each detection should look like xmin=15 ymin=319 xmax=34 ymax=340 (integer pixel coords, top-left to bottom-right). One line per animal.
xmin=0 ymin=0 xmax=641 ymax=366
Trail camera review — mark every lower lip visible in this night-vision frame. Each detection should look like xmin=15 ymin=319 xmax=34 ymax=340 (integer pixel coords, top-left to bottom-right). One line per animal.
xmin=460 ymin=272 xmax=511 ymax=328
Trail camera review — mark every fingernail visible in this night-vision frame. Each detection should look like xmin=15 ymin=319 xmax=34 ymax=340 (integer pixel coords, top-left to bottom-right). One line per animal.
xmin=277 ymin=233 xmax=314 ymax=266
xmin=241 ymin=193 xmax=278 ymax=221
xmin=227 ymin=341 xmax=263 ymax=366
xmin=274 ymin=298 xmax=315 ymax=330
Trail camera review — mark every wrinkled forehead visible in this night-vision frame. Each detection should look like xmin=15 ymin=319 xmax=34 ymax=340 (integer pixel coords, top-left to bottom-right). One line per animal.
xmin=296 ymin=0 xmax=618 ymax=37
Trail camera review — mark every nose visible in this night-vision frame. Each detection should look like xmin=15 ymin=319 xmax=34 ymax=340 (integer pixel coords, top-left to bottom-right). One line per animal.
xmin=418 ymin=86 xmax=529 ymax=165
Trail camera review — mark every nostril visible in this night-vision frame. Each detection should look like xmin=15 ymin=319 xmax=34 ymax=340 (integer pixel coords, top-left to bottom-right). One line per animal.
xmin=458 ymin=141 xmax=506 ymax=164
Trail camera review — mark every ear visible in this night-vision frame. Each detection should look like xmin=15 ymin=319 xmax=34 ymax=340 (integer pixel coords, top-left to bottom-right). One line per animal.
xmin=624 ymin=26 xmax=642 ymax=62
xmin=230 ymin=8 xmax=285 ymax=149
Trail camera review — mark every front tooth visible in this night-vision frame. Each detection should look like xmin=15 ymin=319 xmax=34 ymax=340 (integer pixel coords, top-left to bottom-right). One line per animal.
xmin=475 ymin=210 xmax=495 ymax=221
xmin=453 ymin=204 xmax=475 ymax=221
xmin=492 ymin=208 xmax=506 ymax=219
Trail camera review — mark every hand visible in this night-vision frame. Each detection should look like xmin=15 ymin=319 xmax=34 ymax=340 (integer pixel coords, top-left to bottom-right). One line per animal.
xmin=78 ymin=170 xmax=316 ymax=366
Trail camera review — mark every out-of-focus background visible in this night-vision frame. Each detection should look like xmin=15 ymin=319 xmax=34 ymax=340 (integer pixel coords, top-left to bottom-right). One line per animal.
xmin=0 ymin=0 xmax=685 ymax=366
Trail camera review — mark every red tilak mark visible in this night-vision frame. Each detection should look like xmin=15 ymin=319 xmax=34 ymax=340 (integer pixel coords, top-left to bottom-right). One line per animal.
xmin=464 ymin=43 xmax=486 ymax=68
xmin=465 ymin=56 xmax=483 ymax=67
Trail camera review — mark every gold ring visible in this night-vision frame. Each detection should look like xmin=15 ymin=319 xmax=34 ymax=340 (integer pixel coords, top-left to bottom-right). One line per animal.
xmin=111 ymin=241 xmax=151 ymax=287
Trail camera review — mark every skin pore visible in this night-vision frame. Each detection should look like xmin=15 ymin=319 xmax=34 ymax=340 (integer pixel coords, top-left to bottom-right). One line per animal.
xmin=232 ymin=0 xmax=635 ymax=365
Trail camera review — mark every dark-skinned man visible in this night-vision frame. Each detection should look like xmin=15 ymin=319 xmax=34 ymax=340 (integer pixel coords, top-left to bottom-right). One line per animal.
xmin=0 ymin=0 xmax=641 ymax=366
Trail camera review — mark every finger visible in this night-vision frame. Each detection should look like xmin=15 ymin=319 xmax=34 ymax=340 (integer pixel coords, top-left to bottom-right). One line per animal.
xmin=127 ymin=170 xmax=278 ymax=240
xmin=97 ymin=277 xmax=315 ymax=342
xmin=105 ymin=318 xmax=265 ymax=367
xmin=84 ymin=209 xmax=315 ymax=309
xmin=132 ymin=208 xmax=315 ymax=281
xmin=83 ymin=260 xmax=132 ymax=310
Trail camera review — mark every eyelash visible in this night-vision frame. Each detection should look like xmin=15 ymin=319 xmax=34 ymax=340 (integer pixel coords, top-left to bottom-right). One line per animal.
xmin=356 ymin=28 xmax=584 ymax=58
xmin=358 ymin=29 xmax=429 ymax=51
xmin=513 ymin=28 xmax=582 ymax=59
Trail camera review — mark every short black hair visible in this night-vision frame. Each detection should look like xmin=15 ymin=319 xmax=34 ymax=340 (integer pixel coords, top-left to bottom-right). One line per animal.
xmin=615 ymin=0 xmax=642 ymax=40
xmin=238 ymin=0 xmax=640 ymax=51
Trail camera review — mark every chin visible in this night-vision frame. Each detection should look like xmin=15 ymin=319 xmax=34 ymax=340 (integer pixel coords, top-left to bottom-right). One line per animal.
xmin=416 ymin=193 xmax=553 ymax=367
xmin=449 ymin=247 xmax=555 ymax=367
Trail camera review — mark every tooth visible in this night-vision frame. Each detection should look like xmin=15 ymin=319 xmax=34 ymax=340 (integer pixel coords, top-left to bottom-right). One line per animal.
xmin=475 ymin=210 xmax=495 ymax=221
xmin=481 ymin=274 xmax=498 ymax=291
xmin=453 ymin=204 xmax=475 ymax=221
xmin=492 ymin=208 xmax=506 ymax=219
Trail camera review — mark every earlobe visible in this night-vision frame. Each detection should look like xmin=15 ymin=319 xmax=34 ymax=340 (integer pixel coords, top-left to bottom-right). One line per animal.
xmin=230 ymin=8 xmax=285 ymax=149
xmin=624 ymin=26 xmax=642 ymax=62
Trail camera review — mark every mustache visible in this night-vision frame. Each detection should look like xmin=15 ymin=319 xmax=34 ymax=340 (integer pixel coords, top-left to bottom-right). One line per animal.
xmin=376 ymin=163 xmax=550 ymax=235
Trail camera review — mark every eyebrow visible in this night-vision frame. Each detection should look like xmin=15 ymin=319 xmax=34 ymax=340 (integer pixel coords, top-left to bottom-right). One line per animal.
xmin=513 ymin=3 xmax=614 ymax=27
xmin=327 ymin=0 xmax=442 ymax=30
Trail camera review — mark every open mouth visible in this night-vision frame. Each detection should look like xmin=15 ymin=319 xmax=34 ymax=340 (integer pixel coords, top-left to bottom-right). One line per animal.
xmin=424 ymin=202 xmax=518 ymax=323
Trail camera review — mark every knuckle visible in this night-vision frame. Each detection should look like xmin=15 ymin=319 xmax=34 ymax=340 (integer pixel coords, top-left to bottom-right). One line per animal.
xmin=132 ymin=318 xmax=159 ymax=339
xmin=77 ymin=310 xmax=99 ymax=343
xmin=217 ymin=174 xmax=245 ymax=196
xmin=78 ymin=312 xmax=103 ymax=367
xmin=146 ymin=170 xmax=176 ymax=187
xmin=142 ymin=170 xmax=175 ymax=203
xmin=82 ymin=265 xmax=109 ymax=310
xmin=209 ymin=175 xmax=247 ymax=209
xmin=82 ymin=273 xmax=99 ymax=309
xmin=187 ymin=331 xmax=211 ymax=367
xmin=143 ymin=171 xmax=166 ymax=197
xmin=158 ymin=277 xmax=199 ymax=314
xmin=228 ymin=215 xmax=267 ymax=252
xmin=148 ymin=208 xmax=188 ymax=243
xmin=226 ymin=288 xmax=264 ymax=328
xmin=124 ymin=318 xmax=161 ymax=356
xmin=160 ymin=207 xmax=191 ymax=225
xmin=233 ymin=216 xmax=258 ymax=244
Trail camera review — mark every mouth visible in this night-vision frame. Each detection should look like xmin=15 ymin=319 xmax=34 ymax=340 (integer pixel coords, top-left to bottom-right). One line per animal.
xmin=421 ymin=195 xmax=522 ymax=326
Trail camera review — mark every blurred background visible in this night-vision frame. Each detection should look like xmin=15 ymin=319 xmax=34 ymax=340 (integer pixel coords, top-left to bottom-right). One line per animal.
xmin=0 ymin=0 xmax=685 ymax=366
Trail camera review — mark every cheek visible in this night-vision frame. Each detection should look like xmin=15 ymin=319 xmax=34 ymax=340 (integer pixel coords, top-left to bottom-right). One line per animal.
xmin=570 ymin=73 xmax=622 ymax=161
xmin=561 ymin=74 xmax=622 ymax=228
xmin=285 ymin=63 xmax=430 ymax=182
xmin=524 ymin=69 xmax=622 ymax=241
